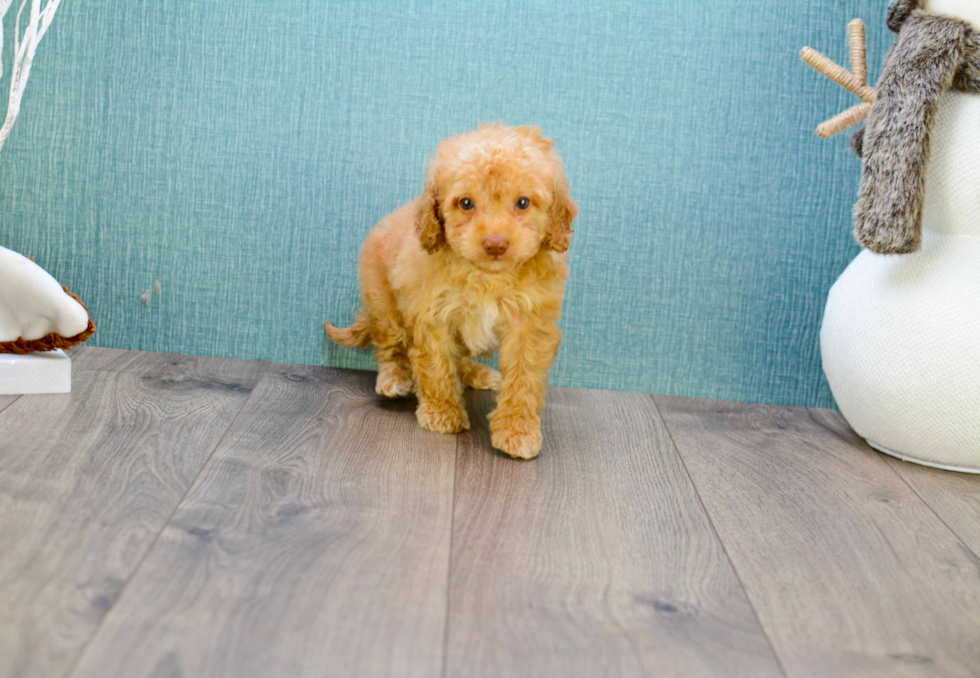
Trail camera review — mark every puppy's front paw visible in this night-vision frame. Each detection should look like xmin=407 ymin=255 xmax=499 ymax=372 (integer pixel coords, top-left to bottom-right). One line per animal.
xmin=416 ymin=401 xmax=470 ymax=434
xmin=490 ymin=417 xmax=543 ymax=459
xmin=376 ymin=366 xmax=413 ymax=398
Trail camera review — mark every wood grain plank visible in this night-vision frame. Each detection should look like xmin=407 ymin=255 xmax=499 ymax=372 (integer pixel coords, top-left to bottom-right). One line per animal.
xmin=656 ymin=396 xmax=980 ymax=678
xmin=0 ymin=348 xmax=264 ymax=678
xmin=68 ymin=344 xmax=246 ymax=379
xmin=813 ymin=408 xmax=980 ymax=561
xmin=445 ymin=388 xmax=784 ymax=678
xmin=69 ymin=365 xmax=457 ymax=678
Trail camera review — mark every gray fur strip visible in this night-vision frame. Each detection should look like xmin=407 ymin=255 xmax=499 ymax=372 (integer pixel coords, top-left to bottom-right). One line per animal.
xmin=953 ymin=30 xmax=980 ymax=93
xmin=854 ymin=12 xmax=973 ymax=254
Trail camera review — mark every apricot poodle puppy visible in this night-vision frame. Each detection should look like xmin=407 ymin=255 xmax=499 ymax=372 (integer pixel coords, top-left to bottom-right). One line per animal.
xmin=325 ymin=124 xmax=576 ymax=459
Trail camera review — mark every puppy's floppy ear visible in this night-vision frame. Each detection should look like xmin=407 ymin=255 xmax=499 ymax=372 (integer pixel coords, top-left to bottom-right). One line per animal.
xmin=415 ymin=180 xmax=445 ymax=253
xmin=545 ymin=180 xmax=577 ymax=253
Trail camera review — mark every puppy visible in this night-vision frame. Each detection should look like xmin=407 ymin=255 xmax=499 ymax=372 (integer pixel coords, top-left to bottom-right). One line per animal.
xmin=325 ymin=124 xmax=576 ymax=459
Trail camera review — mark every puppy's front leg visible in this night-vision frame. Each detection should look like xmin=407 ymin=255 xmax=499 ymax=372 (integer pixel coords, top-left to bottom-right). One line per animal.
xmin=410 ymin=323 xmax=470 ymax=434
xmin=490 ymin=313 xmax=561 ymax=459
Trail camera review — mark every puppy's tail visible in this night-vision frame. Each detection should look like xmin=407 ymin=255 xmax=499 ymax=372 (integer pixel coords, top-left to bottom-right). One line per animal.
xmin=324 ymin=315 xmax=372 ymax=348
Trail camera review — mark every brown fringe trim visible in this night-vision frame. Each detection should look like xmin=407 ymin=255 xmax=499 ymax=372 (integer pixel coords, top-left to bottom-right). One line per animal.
xmin=0 ymin=286 xmax=96 ymax=355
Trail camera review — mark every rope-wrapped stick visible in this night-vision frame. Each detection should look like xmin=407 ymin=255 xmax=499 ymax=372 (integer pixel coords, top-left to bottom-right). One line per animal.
xmin=817 ymin=102 xmax=872 ymax=139
xmin=801 ymin=19 xmax=878 ymax=138
xmin=849 ymin=18 xmax=867 ymax=85
xmin=800 ymin=47 xmax=876 ymax=103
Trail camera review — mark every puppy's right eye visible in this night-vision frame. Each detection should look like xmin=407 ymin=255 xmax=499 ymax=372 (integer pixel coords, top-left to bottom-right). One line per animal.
xmin=459 ymin=198 xmax=475 ymax=211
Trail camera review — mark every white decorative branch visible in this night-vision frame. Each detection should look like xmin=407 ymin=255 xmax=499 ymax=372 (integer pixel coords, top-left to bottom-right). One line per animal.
xmin=0 ymin=0 xmax=13 ymax=78
xmin=0 ymin=0 xmax=63 ymax=154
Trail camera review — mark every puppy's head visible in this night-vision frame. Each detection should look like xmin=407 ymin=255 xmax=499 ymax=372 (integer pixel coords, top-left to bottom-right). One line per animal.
xmin=415 ymin=124 xmax=576 ymax=273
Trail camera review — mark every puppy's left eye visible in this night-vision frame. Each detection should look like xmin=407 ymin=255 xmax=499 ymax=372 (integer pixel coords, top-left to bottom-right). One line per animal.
xmin=515 ymin=197 xmax=530 ymax=210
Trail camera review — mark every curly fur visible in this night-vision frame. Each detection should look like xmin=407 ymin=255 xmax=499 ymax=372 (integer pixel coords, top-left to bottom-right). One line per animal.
xmin=854 ymin=10 xmax=979 ymax=253
xmin=326 ymin=124 xmax=576 ymax=459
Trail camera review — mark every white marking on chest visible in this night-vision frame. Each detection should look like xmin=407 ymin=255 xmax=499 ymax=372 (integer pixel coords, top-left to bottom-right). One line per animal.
xmin=460 ymin=301 xmax=499 ymax=356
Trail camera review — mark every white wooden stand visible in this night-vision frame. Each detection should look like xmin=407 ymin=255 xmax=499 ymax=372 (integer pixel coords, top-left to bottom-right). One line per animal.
xmin=0 ymin=350 xmax=71 ymax=394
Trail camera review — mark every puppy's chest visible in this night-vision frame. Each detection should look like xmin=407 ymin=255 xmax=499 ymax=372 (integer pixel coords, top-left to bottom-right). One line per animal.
xmin=455 ymin=296 xmax=500 ymax=356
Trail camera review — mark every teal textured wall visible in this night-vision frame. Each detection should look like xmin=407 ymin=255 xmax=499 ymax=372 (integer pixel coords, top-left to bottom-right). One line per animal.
xmin=0 ymin=1 xmax=894 ymax=408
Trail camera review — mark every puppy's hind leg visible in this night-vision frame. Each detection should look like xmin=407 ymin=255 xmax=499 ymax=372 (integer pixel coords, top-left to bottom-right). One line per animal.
xmin=354 ymin=239 xmax=414 ymax=398
xmin=459 ymin=358 xmax=501 ymax=391
xmin=325 ymin=307 xmax=411 ymax=397
xmin=367 ymin=308 xmax=413 ymax=398
xmin=375 ymin=343 xmax=413 ymax=398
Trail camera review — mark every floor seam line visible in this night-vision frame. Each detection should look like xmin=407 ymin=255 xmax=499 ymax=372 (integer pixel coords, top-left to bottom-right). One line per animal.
xmin=805 ymin=407 xmax=980 ymax=563
xmin=888 ymin=468 xmax=980 ymax=560
xmin=649 ymin=395 xmax=793 ymax=678
xmin=440 ymin=433 xmax=460 ymax=678
xmin=59 ymin=360 xmax=271 ymax=678
xmin=0 ymin=394 xmax=22 ymax=415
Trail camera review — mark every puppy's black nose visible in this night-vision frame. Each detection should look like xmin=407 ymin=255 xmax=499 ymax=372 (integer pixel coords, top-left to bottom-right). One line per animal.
xmin=483 ymin=236 xmax=509 ymax=257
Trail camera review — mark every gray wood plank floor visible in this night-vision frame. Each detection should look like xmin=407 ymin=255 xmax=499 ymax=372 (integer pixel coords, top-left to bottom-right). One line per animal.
xmin=655 ymin=396 xmax=980 ymax=678
xmin=69 ymin=364 xmax=457 ymax=678
xmin=0 ymin=347 xmax=265 ymax=678
xmin=0 ymin=347 xmax=977 ymax=678
xmin=445 ymin=388 xmax=782 ymax=678
xmin=816 ymin=408 xmax=980 ymax=565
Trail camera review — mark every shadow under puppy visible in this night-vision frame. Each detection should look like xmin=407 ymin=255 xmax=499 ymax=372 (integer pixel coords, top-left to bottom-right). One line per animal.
xmin=325 ymin=124 xmax=576 ymax=459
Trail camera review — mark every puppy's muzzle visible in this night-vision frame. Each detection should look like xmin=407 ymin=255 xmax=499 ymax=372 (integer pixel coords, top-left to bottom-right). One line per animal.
xmin=483 ymin=236 xmax=509 ymax=257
